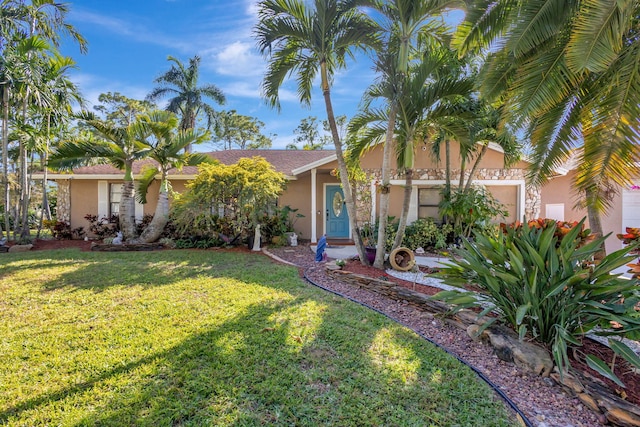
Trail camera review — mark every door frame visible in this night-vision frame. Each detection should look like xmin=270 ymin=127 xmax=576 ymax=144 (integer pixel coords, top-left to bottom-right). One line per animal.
xmin=323 ymin=183 xmax=351 ymax=239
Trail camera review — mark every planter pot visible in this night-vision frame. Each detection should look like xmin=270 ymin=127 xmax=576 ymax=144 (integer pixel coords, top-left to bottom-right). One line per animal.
xmin=365 ymin=246 xmax=377 ymax=264
xmin=389 ymin=247 xmax=415 ymax=271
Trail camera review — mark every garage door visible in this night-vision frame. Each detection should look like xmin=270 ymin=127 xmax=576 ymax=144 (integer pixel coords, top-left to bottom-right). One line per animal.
xmin=622 ymin=186 xmax=640 ymax=231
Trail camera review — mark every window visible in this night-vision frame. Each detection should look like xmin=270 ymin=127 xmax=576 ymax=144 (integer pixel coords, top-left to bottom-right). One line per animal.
xmin=110 ymin=183 xmax=123 ymax=216
xmin=418 ymin=187 xmax=441 ymax=220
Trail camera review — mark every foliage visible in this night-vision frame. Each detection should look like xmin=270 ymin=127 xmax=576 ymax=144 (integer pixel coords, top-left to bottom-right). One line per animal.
xmin=91 ymin=92 xmax=155 ymax=126
xmin=135 ymin=214 xmax=175 ymax=239
xmin=146 ymin=55 xmax=225 ymax=134
xmin=174 ymin=236 xmax=222 ymax=249
xmin=361 ymin=216 xmax=398 ymax=252
xmin=43 ymin=219 xmax=84 ymax=240
xmin=259 ymin=205 xmax=304 ymax=241
xmin=84 ymin=214 xmax=119 ymax=238
xmin=435 ymin=218 xmax=640 ymax=386
xmin=213 ymin=109 xmax=272 ymax=150
xmin=439 ymin=186 xmax=507 ymax=239
xmin=287 ymin=116 xmax=331 ymax=150
xmin=0 ymin=249 xmax=517 ymax=426
xmin=402 ymin=218 xmax=453 ymax=251
xmin=617 ymin=227 xmax=640 ymax=245
xmin=502 ymin=218 xmax=594 ymax=247
xmin=171 ymin=157 xmax=287 ymax=239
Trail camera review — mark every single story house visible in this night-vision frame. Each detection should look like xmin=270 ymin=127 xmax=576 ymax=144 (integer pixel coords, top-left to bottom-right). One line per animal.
xmin=41 ymin=142 xmax=542 ymax=243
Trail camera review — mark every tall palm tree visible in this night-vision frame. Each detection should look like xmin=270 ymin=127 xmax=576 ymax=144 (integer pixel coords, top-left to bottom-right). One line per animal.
xmin=365 ymin=0 xmax=463 ymax=268
xmin=134 ymin=110 xmax=211 ymax=243
xmin=51 ymin=112 xmax=153 ymax=241
xmin=350 ymin=47 xmax=475 ymax=250
xmin=455 ymin=0 xmax=640 ymax=246
xmin=255 ymin=0 xmax=379 ymax=264
xmin=147 ymin=55 xmax=225 ymax=152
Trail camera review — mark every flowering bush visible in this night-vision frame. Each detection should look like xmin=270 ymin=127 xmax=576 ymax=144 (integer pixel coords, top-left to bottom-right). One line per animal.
xmin=617 ymin=227 xmax=640 ymax=245
xmin=501 ymin=218 xmax=593 ymax=247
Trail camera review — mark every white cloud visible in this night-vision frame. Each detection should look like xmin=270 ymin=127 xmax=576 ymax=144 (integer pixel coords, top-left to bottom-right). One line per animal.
xmin=213 ymin=41 xmax=265 ymax=77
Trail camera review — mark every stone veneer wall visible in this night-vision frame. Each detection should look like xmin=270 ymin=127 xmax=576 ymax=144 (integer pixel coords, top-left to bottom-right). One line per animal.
xmin=56 ymin=180 xmax=70 ymax=224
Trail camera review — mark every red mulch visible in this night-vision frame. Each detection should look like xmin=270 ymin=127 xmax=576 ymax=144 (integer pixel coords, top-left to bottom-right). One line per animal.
xmin=342 ymin=258 xmax=640 ymax=406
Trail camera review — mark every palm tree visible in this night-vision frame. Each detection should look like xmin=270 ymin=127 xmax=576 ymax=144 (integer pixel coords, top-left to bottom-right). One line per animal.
xmin=455 ymin=0 xmax=640 ymax=247
xmin=147 ymin=55 xmax=225 ymax=152
xmin=350 ymin=47 xmax=475 ymax=250
xmin=134 ymin=110 xmax=211 ymax=243
xmin=0 ymin=0 xmax=86 ymax=240
xmin=255 ymin=0 xmax=379 ymax=264
xmin=365 ymin=0 xmax=463 ymax=268
xmin=51 ymin=112 xmax=153 ymax=241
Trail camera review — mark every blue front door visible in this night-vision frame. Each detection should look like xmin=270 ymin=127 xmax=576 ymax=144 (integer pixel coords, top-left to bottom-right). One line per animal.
xmin=326 ymin=185 xmax=349 ymax=238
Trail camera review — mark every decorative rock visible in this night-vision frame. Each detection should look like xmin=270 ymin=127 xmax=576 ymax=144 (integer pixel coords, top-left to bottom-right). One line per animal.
xmin=467 ymin=324 xmax=554 ymax=376
xmin=8 ymin=244 xmax=33 ymax=253
xmin=606 ymin=408 xmax=640 ymax=427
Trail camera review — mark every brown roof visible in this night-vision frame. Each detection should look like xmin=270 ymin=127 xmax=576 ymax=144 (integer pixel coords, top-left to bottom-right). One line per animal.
xmin=70 ymin=149 xmax=336 ymax=177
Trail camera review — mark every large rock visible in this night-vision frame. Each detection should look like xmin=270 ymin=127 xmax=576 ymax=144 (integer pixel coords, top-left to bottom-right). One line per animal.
xmin=468 ymin=324 xmax=554 ymax=376
xmin=8 ymin=244 xmax=33 ymax=253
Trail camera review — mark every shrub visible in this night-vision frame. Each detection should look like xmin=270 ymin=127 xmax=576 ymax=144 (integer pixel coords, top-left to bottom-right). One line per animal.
xmin=43 ymin=220 xmax=85 ymax=240
xmin=402 ymin=219 xmax=453 ymax=251
xmin=84 ymin=214 xmax=119 ymax=238
xmin=434 ymin=218 xmax=640 ymax=386
xmin=439 ymin=186 xmax=507 ymax=239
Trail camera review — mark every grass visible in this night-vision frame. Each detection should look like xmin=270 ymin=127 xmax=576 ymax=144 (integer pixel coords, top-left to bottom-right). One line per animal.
xmin=0 ymin=249 xmax=518 ymax=426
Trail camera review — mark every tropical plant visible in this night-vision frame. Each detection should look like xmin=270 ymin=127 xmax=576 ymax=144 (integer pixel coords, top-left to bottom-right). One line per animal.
xmin=255 ymin=0 xmax=379 ymax=264
xmin=51 ymin=112 xmax=154 ymax=241
xmin=134 ymin=110 xmax=211 ymax=243
xmin=0 ymin=0 xmax=86 ymax=240
xmin=147 ymin=55 xmax=225 ymax=151
xmin=455 ymin=1 xmax=640 ymax=249
xmin=434 ymin=219 xmax=640 ymax=386
xmin=171 ymin=157 xmax=287 ymax=241
xmin=439 ymin=185 xmax=507 ymax=240
xmin=402 ymin=218 xmax=452 ymax=251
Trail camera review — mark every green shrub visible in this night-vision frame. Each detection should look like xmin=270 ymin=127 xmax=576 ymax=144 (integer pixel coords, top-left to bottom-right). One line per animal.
xmin=439 ymin=186 xmax=507 ymax=239
xmin=402 ymin=218 xmax=453 ymax=251
xmin=434 ymin=218 xmax=640 ymax=386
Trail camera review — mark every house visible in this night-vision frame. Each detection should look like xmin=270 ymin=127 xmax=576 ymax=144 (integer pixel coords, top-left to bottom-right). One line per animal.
xmin=42 ymin=143 xmax=541 ymax=243
xmin=540 ymin=161 xmax=640 ymax=254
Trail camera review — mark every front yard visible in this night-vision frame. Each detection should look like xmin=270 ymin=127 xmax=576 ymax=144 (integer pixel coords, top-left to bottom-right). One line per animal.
xmin=0 ymin=249 xmax=517 ymax=426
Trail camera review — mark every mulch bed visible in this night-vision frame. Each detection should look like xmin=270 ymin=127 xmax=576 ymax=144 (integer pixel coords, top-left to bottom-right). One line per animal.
xmin=342 ymin=258 xmax=640 ymax=407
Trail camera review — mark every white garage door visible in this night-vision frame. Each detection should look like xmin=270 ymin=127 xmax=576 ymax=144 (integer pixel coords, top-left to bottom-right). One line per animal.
xmin=622 ymin=186 xmax=640 ymax=231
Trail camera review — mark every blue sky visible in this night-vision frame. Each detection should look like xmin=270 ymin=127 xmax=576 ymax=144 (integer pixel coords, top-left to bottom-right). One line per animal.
xmin=59 ymin=0 xmax=381 ymax=150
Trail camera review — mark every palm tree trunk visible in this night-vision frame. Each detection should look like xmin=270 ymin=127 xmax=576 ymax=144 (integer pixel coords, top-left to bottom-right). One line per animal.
xmin=464 ymin=143 xmax=488 ymax=192
xmin=585 ymin=186 xmax=606 ymax=261
xmin=374 ymin=101 xmax=398 ymax=268
xmin=2 ymin=85 xmax=10 ymax=239
xmin=392 ymin=167 xmax=412 ymax=250
xmin=320 ymin=60 xmax=367 ymax=264
xmin=138 ymin=177 xmax=169 ymax=243
xmin=119 ymin=164 xmax=139 ymax=242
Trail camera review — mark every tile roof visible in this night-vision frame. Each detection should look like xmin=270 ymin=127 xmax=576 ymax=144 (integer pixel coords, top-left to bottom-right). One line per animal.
xmin=69 ymin=149 xmax=337 ymax=177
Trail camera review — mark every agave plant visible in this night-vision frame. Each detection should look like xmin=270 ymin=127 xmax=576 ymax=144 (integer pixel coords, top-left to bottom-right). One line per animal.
xmin=434 ymin=218 xmax=640 ymax=387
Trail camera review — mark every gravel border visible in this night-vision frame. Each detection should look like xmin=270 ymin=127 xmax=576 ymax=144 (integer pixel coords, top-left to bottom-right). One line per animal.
xmin=265 ymin=244 xmax=606 ymax=427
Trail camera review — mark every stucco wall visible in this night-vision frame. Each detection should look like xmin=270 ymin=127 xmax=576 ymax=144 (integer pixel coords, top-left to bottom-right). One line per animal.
xmin=541 ymin=171 xmax=626 ymax=253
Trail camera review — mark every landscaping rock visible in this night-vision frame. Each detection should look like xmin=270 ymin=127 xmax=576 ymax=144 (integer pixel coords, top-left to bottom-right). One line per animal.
xmin=468 ymin=324 xmax=554 ymax=376
xmin=8 ymin=244 xmax=33 ymax=253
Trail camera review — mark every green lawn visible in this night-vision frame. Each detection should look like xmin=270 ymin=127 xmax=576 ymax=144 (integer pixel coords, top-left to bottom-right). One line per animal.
xmin=0 ymin=249 xmax=517 ymax=426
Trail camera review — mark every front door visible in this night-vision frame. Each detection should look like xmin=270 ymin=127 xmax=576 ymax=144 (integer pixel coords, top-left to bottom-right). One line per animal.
xmin=326 ymin=185 xmax=349 ymax=238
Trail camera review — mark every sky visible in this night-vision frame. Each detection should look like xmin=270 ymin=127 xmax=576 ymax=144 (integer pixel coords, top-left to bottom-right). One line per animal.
xmin=58 ymin=0 xmax=383 ymax=150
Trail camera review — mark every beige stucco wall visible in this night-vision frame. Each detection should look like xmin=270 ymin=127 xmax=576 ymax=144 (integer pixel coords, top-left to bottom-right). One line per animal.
xmin=541 ymin=171 xmax=625 ymax=253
